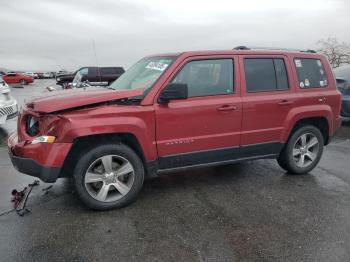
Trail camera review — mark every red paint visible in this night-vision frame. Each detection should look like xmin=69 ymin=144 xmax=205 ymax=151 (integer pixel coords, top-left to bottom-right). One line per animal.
xmin=8 ymin=50 xmax=342 ymax=174
xmin=2 ymin=73 xmax=33 ymax=84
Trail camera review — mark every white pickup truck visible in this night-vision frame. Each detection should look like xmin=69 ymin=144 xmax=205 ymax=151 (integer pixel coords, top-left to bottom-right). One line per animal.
xmin=0 ymin=76 xmax=18 ymax=125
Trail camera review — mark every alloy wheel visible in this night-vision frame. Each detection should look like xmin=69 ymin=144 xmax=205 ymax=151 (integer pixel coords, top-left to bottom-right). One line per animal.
xmin=84 ymin=155 xmax=135 ymax=202
xmin=292 ymin=133 xmax=319 ymax=168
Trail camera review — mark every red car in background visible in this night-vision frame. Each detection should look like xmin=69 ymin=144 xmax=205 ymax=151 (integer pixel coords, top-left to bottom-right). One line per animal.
xmin=3 ymin=73 xmax=34 ymax=85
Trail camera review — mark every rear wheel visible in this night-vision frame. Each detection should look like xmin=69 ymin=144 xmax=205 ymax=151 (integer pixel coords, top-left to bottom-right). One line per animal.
xmin=278 ymin=125 xmax=324 ymax=174
xmin=73 ymin=143 xmax=144 ymax=210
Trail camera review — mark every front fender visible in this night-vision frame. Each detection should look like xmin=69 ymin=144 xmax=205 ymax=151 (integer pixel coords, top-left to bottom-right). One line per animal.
xmin=55 ymin=106 xmax=157 ymax=161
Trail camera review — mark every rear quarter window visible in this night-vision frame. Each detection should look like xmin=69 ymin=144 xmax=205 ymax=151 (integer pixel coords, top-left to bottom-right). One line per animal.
xmin=294 ymin=58 xmax=328 ymax=88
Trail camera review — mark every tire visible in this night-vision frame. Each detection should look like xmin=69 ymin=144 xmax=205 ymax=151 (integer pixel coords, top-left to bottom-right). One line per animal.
xmin=277 ymin=125 xmax=324 ymax=174
xmin=73 ymin=143 xmax=144 ymax=210
xmin=20 ymin=79 xmax=28 ymax=85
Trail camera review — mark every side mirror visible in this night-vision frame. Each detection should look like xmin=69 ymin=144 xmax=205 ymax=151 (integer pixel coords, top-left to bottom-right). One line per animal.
xmin=158 ymin=83 xmax=188 ymax=103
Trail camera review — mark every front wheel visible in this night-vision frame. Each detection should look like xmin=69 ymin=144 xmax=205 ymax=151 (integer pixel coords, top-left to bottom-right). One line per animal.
xmin=73 ymin=143 xmax=144 ymax=210
xmin=278 ymin=125 xmax=324 ymax=174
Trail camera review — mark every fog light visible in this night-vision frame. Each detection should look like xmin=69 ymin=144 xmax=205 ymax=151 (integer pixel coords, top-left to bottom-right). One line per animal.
xmin=31 ymin=136 xmax=56 ymax=144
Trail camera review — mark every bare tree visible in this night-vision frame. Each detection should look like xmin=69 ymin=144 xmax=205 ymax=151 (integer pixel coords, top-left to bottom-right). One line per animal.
xmin=317 ymin=37 xmax=350 ymax=68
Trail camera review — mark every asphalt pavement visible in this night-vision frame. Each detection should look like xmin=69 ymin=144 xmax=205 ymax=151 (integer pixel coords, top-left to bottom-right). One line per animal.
xmin=0 ymin=80 xmax=349 ymax=262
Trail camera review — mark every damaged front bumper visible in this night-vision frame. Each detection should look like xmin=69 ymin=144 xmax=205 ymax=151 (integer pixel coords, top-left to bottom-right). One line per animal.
xmin=9 ymin=152 xmax=61 ymax=183
xmin=8 ymin=133 xmax=72 ymax=183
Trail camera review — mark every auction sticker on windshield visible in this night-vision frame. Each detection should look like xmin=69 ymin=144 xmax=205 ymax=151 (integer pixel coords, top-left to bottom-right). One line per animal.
xmin=146 ymin=61 xmax=169 ymax=71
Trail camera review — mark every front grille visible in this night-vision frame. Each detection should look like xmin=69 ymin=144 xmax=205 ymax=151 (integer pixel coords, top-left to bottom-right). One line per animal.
xmin=0 ymin=105 xmax=14 ymax=117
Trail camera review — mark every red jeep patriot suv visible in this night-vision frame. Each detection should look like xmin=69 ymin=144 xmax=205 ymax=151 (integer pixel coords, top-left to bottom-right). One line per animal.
xmin=8 ymin=47 xmax=342 ymax=210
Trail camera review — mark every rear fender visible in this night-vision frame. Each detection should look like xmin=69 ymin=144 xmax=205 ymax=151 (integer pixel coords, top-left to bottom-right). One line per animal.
xmin=281 ymin=105 xmax=333 ymax=142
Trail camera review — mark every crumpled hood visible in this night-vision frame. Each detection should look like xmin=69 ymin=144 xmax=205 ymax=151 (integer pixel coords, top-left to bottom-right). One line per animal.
xmin=26 ymin=87 xmax=144 ymax=113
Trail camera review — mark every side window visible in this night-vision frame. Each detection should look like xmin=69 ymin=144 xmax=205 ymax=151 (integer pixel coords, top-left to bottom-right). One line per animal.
xmin=171 ymin=59 xmax=233 ymax=97
xmin=80 ymin=68 xmax=88 ymax=75
xmin=101 ymin=68 xmax=117 ymax=74
xmin=294 ymin=58 xmax=328 ymax=88
xmin=244 ymin=58 xmax=289 ymax=92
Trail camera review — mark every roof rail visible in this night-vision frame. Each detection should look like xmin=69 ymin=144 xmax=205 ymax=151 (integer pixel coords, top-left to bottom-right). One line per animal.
xmin=233 ymin=46 xmax=316 ymax=53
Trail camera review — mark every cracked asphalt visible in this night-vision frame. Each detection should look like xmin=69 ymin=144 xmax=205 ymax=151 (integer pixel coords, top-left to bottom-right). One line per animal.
xmin=0 ymin=80 xmax=349 ymax=262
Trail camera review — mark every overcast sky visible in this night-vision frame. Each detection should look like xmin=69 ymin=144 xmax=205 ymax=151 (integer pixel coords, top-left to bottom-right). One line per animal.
xmin=0 ymin=0 xmax=349 ymax=71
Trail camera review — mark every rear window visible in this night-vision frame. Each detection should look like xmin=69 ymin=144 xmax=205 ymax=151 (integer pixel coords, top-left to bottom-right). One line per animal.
xmin=294 ymin=58 xmax=328 ymax=88
xmin=244 ymin=58 xmax=289 ymax=92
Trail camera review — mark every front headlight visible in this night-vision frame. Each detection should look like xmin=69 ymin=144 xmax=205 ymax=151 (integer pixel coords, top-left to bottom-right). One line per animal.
xmin=26 ymin=115 xmax=40 ymax=136
xmin=57 ymin=78 xmax=61 ymax=81
xmin=31 ymin=136 xmax=56 ymax=144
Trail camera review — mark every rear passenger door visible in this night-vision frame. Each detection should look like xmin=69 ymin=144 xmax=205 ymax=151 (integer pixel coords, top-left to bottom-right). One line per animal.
xmin=240 ymin=55 xmax=296 ymax=152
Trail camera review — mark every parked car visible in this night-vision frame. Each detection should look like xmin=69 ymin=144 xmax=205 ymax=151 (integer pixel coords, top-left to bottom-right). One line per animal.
xmin=55 ymin=72 xmax=74 ymax=88
xmin=3 ymin=72 xmax=34 ymax=85
xmin=334 ymin=65 xmax=350 ymax=118
xmin=43 ymin=72 xmax=52 ymax=78
xmin=8 ymin=48 xmax=341 ymax=210
xmin=56 ymin=70 xmax=70 ymax=75
xmin=0 ymin=76 xmax=18 ymax=125
xmin=56 ymin=67 xmax=125 ymax=88
xmin=25 ymin=72 xmax=38 ymax=79
xmin=49 ymin=72 xmax=56 ymax=78
xmin=36 ymin=72 xmax=44 ymax=79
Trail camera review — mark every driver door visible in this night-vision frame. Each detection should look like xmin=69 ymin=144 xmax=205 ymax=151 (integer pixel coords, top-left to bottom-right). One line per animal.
xmin=154 ymin=56 xmax=242 ymax=169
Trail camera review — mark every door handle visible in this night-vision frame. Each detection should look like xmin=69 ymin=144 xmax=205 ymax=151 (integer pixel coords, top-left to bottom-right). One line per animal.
xmin=278 ymin=100 xmax=294 ymax=106
xmin=318 ymin=97 xmax=326 ymax=102
xmin=217 ymin=105 xmax=238 ymax=111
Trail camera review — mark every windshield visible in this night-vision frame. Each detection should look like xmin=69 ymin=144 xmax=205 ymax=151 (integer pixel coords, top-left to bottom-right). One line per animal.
xmin=73 ymin=72 xmax=83 ymax=84
xmin=109 ymin=57 xmax=175 ymax=91
xmin=72 ymin=68 xmax=88 ymax=84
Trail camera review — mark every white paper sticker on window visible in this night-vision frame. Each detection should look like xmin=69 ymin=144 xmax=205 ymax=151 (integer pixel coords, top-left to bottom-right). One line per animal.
xmin=317 ymin=60 xmax=322 ymax=67
xmin=295 ymin=60 xmax=302 ymax=67
xmin=305 ymin=79 xmax=310 ymax=87
xmin=320 ymin=80 xmax=324 ymax=86
xmin=300 ymin=81 xmax=305 ymax=88
xmin=146 ymin=62 xmax=169 ymax=72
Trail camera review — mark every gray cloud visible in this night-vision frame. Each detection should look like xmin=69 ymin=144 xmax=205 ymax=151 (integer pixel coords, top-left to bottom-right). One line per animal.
xmin=0 ymin=0 xmax=349 ymax=71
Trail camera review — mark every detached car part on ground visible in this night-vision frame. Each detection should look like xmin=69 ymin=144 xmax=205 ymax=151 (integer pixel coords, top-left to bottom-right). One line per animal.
xmin=0 ymin=76 xmax=18 ymax=125
xmin=8 ymin=48 xmax=342 ymax=210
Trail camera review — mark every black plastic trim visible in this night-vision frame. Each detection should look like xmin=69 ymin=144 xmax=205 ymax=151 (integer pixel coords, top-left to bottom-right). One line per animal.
xmin=9 ymin=152 xmax=61 ymax=183
xmin=6 ymin=111 xmax=18 ymax=120
xmin=146 ymin=142 xmax=284 ymax=174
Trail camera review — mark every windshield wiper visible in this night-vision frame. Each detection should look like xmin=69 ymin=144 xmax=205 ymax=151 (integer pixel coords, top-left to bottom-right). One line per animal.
xmin=115 ymin=95 xmax=143 ymax=105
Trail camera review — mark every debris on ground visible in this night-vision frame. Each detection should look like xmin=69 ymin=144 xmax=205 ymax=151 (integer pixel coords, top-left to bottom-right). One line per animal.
xmin=11 ymin=180 xmax=40 ymax=216
xmin=42 ymin=185 xmax=53 ymax=195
